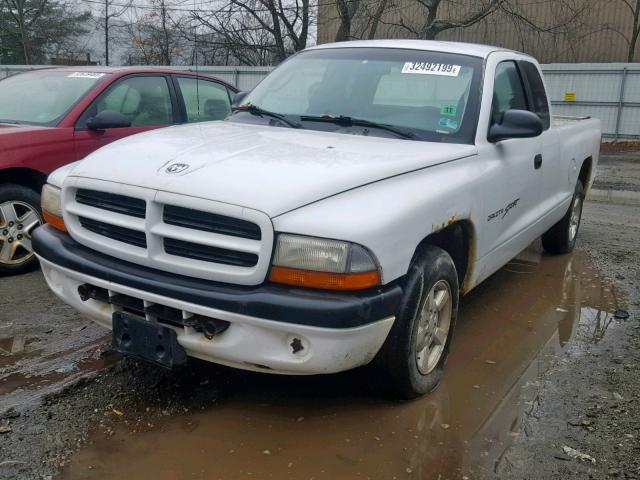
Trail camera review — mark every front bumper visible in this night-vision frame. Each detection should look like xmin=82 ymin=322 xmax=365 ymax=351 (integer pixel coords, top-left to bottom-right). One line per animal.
xmin=33 ymin=226 xmax=402 ymax=374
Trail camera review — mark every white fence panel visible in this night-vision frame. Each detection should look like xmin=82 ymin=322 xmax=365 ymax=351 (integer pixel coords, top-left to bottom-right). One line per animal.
xmin=542 ymin=63 xmax=640 ymax=141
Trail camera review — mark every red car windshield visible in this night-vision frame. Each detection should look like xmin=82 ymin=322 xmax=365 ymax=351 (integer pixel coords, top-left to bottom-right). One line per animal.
xmin=0 ymin=70 xmax=109 ymax=126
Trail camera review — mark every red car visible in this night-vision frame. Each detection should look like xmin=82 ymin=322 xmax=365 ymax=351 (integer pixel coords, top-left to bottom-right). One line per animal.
xmin=0 ymin=66 xmax=237 ymax=275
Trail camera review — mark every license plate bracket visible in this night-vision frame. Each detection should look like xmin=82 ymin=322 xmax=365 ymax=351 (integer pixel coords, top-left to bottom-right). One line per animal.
xmin=112 ymin=311 xmax=187 ymax=369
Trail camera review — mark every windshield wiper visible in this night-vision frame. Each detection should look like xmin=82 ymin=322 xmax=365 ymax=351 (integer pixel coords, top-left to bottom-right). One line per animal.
xmin=300 ymin=115 xmax=416 ymax=140
xmin=232 ymin=104 xmax=302 ymax=129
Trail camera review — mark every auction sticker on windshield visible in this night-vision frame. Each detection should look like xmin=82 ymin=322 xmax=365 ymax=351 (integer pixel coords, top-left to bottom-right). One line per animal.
xmin=67 ymin=72 xmax=106 ymax=79
xmin=402 ymin=62 xmax=461 ymax=76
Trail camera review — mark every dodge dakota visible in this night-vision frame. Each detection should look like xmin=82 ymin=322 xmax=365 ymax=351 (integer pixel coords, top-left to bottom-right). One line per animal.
xmin=32 ymin=41 xmax=601 ymax=398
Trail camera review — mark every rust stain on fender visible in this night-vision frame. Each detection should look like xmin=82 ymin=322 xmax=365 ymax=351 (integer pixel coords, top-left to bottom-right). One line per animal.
xmin=432 ymin=214 xmax=459 ymax=233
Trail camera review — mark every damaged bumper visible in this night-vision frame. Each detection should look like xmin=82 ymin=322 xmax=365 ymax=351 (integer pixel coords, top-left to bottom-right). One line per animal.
xmin=33 ymin=226 xmax=401 ymax=374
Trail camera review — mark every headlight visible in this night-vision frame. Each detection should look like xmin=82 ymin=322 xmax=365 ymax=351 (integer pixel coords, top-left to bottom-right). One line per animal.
xmin=269 ymin=234 xmax=381 ymax=290
xmin=41 ymin=184 xmax=66 ymax=232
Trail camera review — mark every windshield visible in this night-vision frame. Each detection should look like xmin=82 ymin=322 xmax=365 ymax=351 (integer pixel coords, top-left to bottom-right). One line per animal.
xmin=235 ymin=47 xmax=483 ymax=143
xmin=0 ymin=70 xmax=109 ymax=126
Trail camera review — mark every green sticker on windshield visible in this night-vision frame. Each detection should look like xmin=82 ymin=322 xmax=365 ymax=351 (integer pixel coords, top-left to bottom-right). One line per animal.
xmin=440 ymin=105 xmax=457 ymax=117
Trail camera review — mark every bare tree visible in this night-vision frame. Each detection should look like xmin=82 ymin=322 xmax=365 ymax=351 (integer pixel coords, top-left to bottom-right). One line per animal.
xmin=606 ymin=0 xmax=640 ymax=61
xmin=365 ymin=0 xmax=389 ymax=38
xmin=334 ymin=0 xmax=359 ymax=41
xmin=386 ymin=0 xmax=503 ymax=40
xmin=329 ymin=0 xmax=391 ymax=41
xmin=125 ymin=0 xmax=187 ymax=65
xmin=192 ymin=0 xmax=314 ymax=65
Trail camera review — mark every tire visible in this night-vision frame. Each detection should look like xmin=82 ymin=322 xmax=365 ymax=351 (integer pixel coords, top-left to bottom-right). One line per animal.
xmin=0 ymin=184 xmax=44 ymax=276
xmin=542 ymin=180 xmax=584 ymax=255
xmin=378 ymin=245 xmax=459 ymax=399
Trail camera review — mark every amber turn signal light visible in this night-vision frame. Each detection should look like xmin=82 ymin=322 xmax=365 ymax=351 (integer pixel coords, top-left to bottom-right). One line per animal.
xmin=269 ymin=266 xmax=381 ymax=291
xmin=43 ymin=210 xmax=67 ymax=232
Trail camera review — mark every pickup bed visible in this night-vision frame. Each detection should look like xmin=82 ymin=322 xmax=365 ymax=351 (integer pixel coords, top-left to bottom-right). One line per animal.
xmin=33 ymin=40 xmax=601 ymax=398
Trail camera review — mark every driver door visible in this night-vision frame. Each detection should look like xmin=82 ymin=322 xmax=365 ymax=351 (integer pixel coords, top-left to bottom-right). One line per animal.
xmin=74 ymin=75 xmax=176 ymax=159
xmin=481 ymin=61 xmax=544 ymax=263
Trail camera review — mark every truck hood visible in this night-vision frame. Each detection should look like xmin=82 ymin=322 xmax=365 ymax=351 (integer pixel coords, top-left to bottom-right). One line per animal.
xmin=70 ymin=121 xmax=477 ymax=217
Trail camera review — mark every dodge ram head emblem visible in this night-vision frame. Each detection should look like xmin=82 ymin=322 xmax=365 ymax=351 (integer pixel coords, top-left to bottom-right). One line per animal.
xmin=165 ymin=163 xmax=189 ymax=174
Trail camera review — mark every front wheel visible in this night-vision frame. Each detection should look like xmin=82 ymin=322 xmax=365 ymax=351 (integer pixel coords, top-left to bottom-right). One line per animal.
xmin=542 ymin=180 xmax=584 ymax=255
xmin=0 ymin=184 xmax=44 ymax=276
xmin=378 ymin=245 xmax=459 ymax=399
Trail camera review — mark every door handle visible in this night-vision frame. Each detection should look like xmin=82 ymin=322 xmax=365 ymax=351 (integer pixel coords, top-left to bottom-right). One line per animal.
xmin=534 ymin=154 xmax=543 ymax=170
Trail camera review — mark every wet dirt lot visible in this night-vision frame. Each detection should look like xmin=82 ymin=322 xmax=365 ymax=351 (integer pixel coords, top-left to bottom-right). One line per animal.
xmin=60 ymin=251 xmax=621 ymax=480
xmin=0 ymin=200 xmax=638 ymax=480
xmin=0 ymin=271 xmax=110 ymax=410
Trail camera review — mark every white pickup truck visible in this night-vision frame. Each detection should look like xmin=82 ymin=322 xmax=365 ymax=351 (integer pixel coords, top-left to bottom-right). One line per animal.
xmin=33 ymin=40 xmax=601 ymax=398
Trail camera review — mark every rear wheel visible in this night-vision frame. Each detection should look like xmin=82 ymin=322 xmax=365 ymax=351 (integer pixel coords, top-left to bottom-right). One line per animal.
xmin=379 ymin=245 xmax=459 ymax=399
xmin=542 ymin=180 xmax=584 ymax=254
xmin=0 ymin=184 xmax=43 ymax=276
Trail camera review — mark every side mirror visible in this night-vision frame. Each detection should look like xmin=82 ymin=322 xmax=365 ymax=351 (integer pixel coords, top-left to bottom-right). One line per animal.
xmin=86 ymin=110 xmax=132 ymax=130
xmin=231 ymin=91 xmax=249 ymax=109
xmin=488 ymin=109 xmax=543 ymax=143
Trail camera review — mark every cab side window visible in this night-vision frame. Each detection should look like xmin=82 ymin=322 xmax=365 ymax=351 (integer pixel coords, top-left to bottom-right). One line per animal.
xmin=491 ymin=61 xmax=528 ymax=125
xmin=78 ymin=76 xmax=174 ymax=128
xmin=176 ymin=77 xmax=232 ymax=122
xmin=519 ymin=61 xmax=551 ymax=130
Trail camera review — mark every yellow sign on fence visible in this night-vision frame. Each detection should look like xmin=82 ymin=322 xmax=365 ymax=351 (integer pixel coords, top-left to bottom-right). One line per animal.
xmin=564 ymin=92 xmax=577 ymax=102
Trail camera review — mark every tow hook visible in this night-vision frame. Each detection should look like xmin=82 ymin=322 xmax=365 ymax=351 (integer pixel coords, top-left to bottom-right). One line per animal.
xmin=187 ymin=315 xmax=230 ymax=339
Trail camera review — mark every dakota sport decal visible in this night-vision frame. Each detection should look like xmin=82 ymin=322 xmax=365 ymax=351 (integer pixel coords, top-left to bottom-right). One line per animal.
xmin=487 ymin=198 xmax=520 ymax=222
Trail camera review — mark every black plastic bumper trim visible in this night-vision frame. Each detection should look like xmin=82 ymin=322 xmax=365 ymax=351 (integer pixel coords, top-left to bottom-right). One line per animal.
xmin=33 ymin=226 xmax=403 ymax=329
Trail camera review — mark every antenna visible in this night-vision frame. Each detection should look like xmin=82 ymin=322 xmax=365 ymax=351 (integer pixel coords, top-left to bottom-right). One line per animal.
xmin=193 ymin=0 xmax=200 ymax=121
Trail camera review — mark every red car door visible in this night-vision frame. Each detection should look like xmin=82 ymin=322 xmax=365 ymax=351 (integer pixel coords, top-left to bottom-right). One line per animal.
xmin=74 ymin=74 xmax=178 ymax=159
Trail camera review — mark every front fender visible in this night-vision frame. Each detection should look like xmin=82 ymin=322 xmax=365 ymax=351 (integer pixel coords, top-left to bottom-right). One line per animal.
xmin=47 ymin=160 xmax=82 ymax=187
xmin=272 ymin=156 xmax=481 ymax=285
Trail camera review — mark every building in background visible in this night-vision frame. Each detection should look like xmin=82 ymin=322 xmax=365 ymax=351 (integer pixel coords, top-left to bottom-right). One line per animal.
xmin=317 ymin=0 xmax=640 ymax=63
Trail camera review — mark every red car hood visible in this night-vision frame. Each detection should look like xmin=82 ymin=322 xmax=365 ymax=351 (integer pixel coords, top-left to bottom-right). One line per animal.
xmin=0 ymin=122 xmax=52 ymax=137
xmin=0 ymin=123 xmax=72 ymax=169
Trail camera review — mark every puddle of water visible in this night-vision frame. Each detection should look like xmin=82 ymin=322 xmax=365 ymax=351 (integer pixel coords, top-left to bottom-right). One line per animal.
xmin=0 ymin=338 xmax=116 ymax=397
xmin=0 ymin=336 xmax=41 ymax=369
xmin=0 ymin=336 xmax=26 ymax=355
xmin=57 ymin=248 xmax=621 ymax=480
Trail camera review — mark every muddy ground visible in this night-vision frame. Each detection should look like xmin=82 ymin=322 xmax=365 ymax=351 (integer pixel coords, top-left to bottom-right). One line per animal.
xmin=496 ymin=200 xmax=640 ymax=480
xmin=0 ymin=193 xmax=638 ymax=478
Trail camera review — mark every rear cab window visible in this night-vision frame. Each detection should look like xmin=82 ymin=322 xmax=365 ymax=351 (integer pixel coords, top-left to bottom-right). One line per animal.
xmin=176 ymin=77 xmax=232 ymax=122
xmin=519 ymin=61 xmax=551 ymax=130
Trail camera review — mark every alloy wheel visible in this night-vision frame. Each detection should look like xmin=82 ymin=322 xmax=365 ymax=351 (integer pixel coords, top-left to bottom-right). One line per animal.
xmin=0 ymin=201 xmax=42 ymax=265
xmin=569 ymin=194 xmax=583 ymax=243
xmin=415 ymin=279 xmax=453 ymax=375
